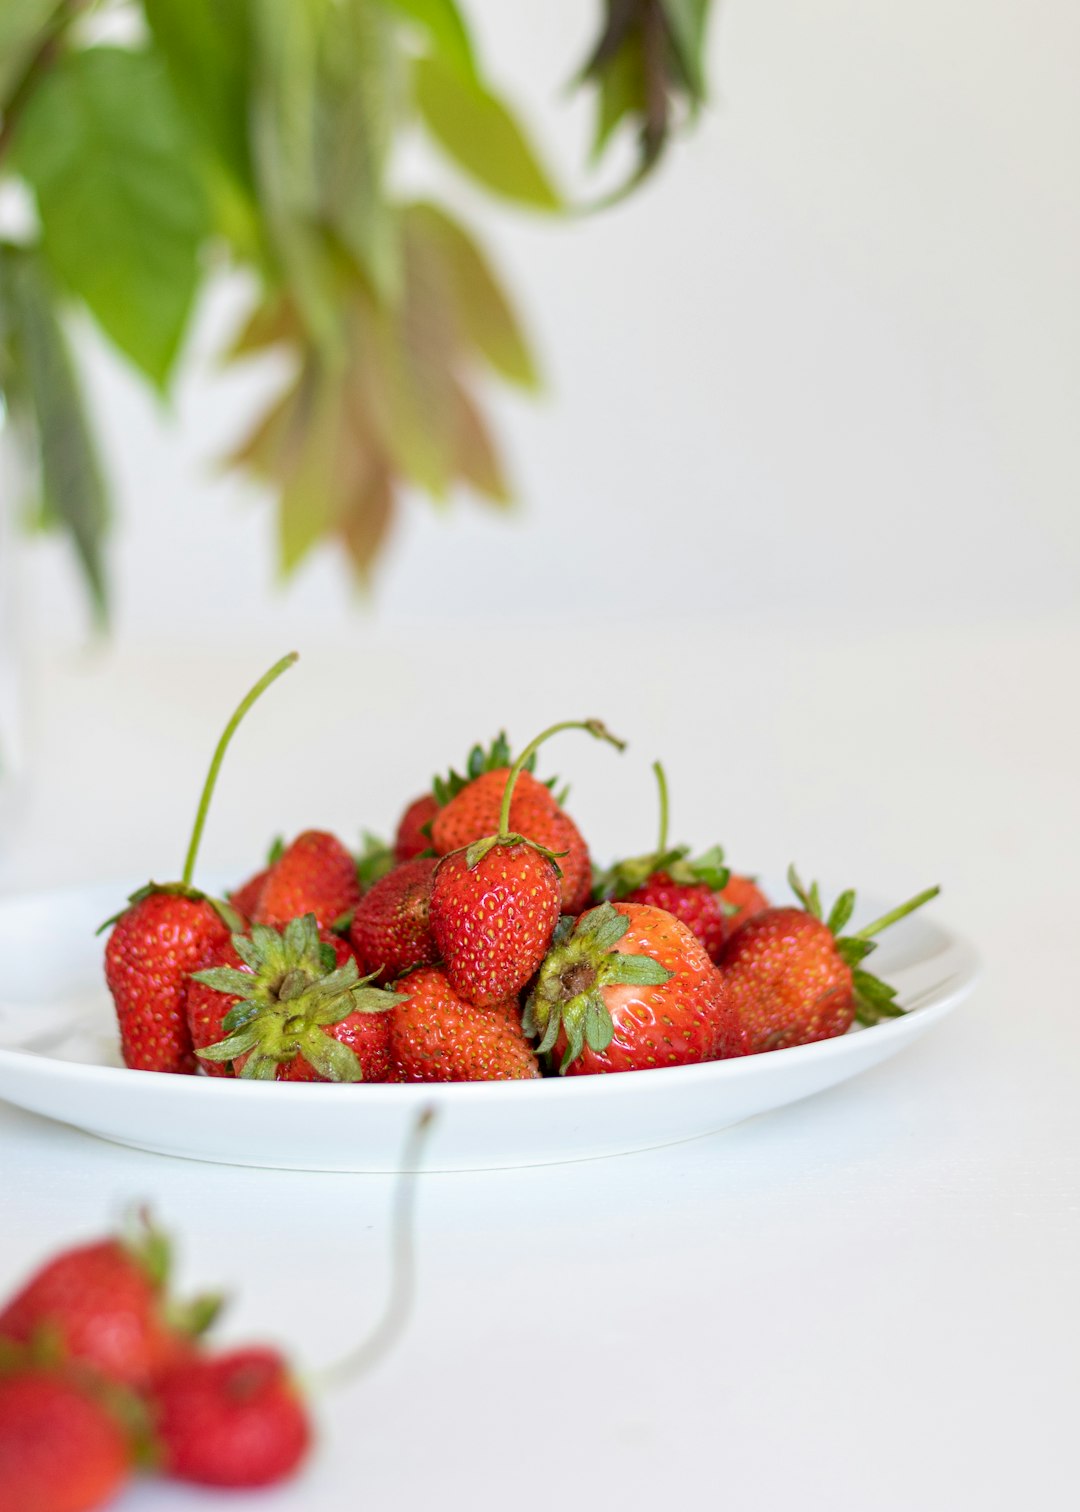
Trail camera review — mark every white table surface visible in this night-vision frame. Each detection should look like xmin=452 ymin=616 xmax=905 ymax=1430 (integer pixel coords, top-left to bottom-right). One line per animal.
xmin=0 ymin=620 xmax=1077 ymax=1511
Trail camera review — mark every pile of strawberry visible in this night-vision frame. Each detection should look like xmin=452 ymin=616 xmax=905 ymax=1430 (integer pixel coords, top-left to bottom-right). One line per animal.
xmin=0 ymin=1215 xmax=310 ymax=1509
xmin=103 ymin=657 xmax=939 ymax=1086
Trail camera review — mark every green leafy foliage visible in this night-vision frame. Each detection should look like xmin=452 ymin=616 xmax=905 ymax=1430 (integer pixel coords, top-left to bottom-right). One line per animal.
xmin=377 ymin=0 xmax=477 ymax=80
xmin=413 ymin=54 xmax=562 ymax=210
xmin=0 ymin=0 xmax=58 ymax=101
xmin=14 ymin=46 xmax=210 ymax=388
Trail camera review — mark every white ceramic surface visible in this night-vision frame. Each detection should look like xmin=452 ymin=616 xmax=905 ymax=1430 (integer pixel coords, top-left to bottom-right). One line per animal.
xmin=0 ymin=880 xmax=978 ymax=1172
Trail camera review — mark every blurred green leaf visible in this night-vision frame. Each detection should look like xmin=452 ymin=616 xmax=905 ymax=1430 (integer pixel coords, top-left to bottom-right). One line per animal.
xmin=0 ymin=0 xmax=57 ymax=101
xmin=13 ymin=46 xmax=209 ymax=388
xmin=405 ymin=202 xmax=538 ymax=389
xmin=413 ymin=54 xmax=561 ymax=210
xmin=377 ymin=0 xmax=476 ymax=80
xmin=0 ymin=243 xmax=108 ymax=619
xmin=316 ymin=0 xmax=401 ymax=300
xmin=662 ymin=0 xmax=710 ymax=102
xmin=591 ymin=33 xmax=647 ymax=161
xmin=142 ymin=0 xmax=254 ymax=192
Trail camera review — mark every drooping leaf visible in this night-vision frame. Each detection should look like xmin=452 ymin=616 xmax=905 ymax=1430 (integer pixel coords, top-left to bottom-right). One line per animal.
xmin=377 ymin=0 xmax=477 ymax=81
xmin=591 ymin=28 xmax=648 ymax=161
xmin=406 ymin=202 xmax=539 ymax=388
xmin=0 ymin=0 xmax=57 ymax=100
xmin=413 ymin=54 xmax=561 ymax=211
xmin=661 ymin=0 xmax=711 ymax=102
xmin=142 ymin=0 xmax=255 ymax=193
xmin=13 ymin=46 xmax=210 ymax=388
xmin=0 ymin=244 xmax=108 ymax=620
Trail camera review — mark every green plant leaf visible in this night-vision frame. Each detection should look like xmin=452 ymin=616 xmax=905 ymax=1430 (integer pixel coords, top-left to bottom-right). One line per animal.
xmin=142 ymin=0 xmax=255 ymax=193
xmin=0 ymin=243 xmax=108 ymax=620
xmin=591 ymin=29 xmax=647 ymax=160
xmin=661 ymin=0 xmax=711 ymax=102
xmin=413 ymin=54 xmax=561 ymax=210
xmin=406 ymin=202 xmax=538 ymax=388
xmin=13 ymin=46 xmax=209 ymax=388
xmin=0 ymin=0 xmax=57 ymax=100
xmin=378 ymin=0 xmax=476 ymax=81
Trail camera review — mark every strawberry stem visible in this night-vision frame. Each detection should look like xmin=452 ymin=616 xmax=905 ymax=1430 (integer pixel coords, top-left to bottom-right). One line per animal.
xmin=854 ymin=885 xmax=940 ymax=940
xmin=497 ymin=719 xmax=626 ymax=838
xmin=653 ymin=760 xmax=669 ymax=854
xmin=312 ymin=1107 xmax=437 ymax=1392
xmin=181 ymin=653 xmax=299 ymax=888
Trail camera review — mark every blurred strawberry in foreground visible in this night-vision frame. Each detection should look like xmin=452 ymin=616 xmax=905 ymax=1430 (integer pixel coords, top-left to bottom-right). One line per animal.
xmin=0 ymin=1214 xmax=215 ymax=1390
xmin=351 ymin=856 xmax=439 ymax=981
xmin=0 ymin=1367 xmax=132 ymax=1512
xmin=718 ymin=868 xmax=940 ymax=1053
xmin=196 ymin=916 xmax=402 ymax=1082
xmin=596 ymin=762 xmax=732 ymax=962
xmin=152 ymin=1347 xmax=310 ymax=1490
xmin=251 ymin=830 xmax=360 ymax=931
xmin=391 ymin=967 xmax=540 ymax=1081
xmin=102 ymin=655 xmax=297 ymax=1074
xmin=526 ymin=901 xmax=747 ymax=1074
xmin=431 ymin=721 xmax=625 ymax=1005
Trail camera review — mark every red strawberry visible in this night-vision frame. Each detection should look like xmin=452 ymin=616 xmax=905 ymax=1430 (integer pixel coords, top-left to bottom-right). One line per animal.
xmin=186 ymin=936 xmax=247 ymax=1078
xmin=0 ymin=1368 xmax=131 ymax=1512
xmin=229 ymin=869 xmax=268 ymax=921
xmin=394 ymin=793 xmax=439 ymax=863
xmin=718 ymin=868 xmax=940 ymax=1053
xmin=151 ymin=1347 xmax=310 ymax=1489
xmin=195 ymin=915 xmax=400 ymax=1081
xmin=350 ymin=856 xmax=438 ymax=980
xmin=252 ymin=830 xmax=360 ymax=930
xmin=0 ymin=1220 xmax=212 ymax=1390
xmin=718 ymin=874 xmax=770 ymax=937
xmin=526 ymin=901 xmax=747 ymax=1074
xmin=102 ymin=655 xmax=297 ymax=1073
xmin=595 ymin=761 xmax=731 ymax=962
xmin=390 ymin=967 xmax=540 ymax=1081
xmin=105 ymin=894 xmax=232 ymax=1074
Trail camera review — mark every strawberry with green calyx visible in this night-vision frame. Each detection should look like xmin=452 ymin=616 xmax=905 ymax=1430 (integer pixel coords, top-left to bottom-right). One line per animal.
xmin=390 ymin=967 xmax=540 ymax=1081
xmin=195 ymin=914 xmax=404 ymax=1081
xmin=595 ymin=761 xmax=732 ymax=961
xmin=103 ymin=654 xmax=298 ymax=1074
xmin=393 ymin=732 xmax=550 ymax=864
xmin=718 ymin=867 xmax=941 ymax=1053
xmin=525 ymin=900 xmax=745 ymax=1074
xmin=0 ymin=1211 xmax=221 ymax=1391
xmin=430 ymin=720 xmax=625 ymax=1006
xmin=229 ymin=838 xmax=285 ymax=922
xmin=350 ymin=856 xmax=439 ymax=980
xmin=717 ymin=873 xmax=770 ymax=938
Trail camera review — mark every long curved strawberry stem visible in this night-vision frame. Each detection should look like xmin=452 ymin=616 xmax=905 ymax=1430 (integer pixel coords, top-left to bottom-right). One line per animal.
xmin=497 ymin=719 xmax=625 ymax=838
xmin=312 ymin=1107 xmax=437 ymax=1392
xmin=854 ymin=885 xmax=940 ymax=940
xmin=181 ymin=653 xmax=299 ymax=888
xmin=653 ymin=760 xmax=670 ymax=854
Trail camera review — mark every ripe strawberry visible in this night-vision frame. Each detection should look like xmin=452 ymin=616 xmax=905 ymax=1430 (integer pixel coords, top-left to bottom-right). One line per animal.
xmin=229 ymin=869 xmax=269 ymax=921
xmin=185 ymin=936 xmax=246 ymax=1078
xmin=252 ymin=830 xmax=360 ymax=930
xmin=195 ymin=915 xmax=401 ymax=1081
xmin=0 ymin=1218 xmax=215 ymax=1390
xmin=0 ymin=1368 xmax=131 ymax=1512
xmin=394 ymin=793 xmax=439 ymax=863
xmin=526 ymin=900 xmax=747 ymax=1074
xmin=718 ymin=868 xmax=940 ymax=1053
xmin=390 ymin=967 xmax=540 ymax=1081
xmin=350 ymin=856 xmax=439 ymax=980
xmin=595 ymin=761 xmax=731 ymax=961
xmin=151 ymin=1347 xmax=310 ymax=1489
xmin=718 ymin=874 xmax=769 ymax=938
xmin=102 ymin=655 xmax=297 ymax=1073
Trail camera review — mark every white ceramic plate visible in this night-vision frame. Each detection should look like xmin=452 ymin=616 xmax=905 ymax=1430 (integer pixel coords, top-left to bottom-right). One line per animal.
xmin=0 ymin=880 xmax=978 ymax=1172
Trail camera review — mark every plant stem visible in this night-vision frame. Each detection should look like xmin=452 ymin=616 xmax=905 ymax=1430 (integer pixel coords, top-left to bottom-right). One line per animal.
xmin=313 ymin=1107 xmax=436 ymax=1392
xmin=855 ymin=886 xmax=940 ymax=941
xmin=181 ymin=652 xmax=298 ymax=887
xmin=652 ymin=760 xmax=669 ymax=853
xmin=0 ymin=1 xmax=85 ymax=166
xmin=497 ymin=719 xmax=625 ymax=838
